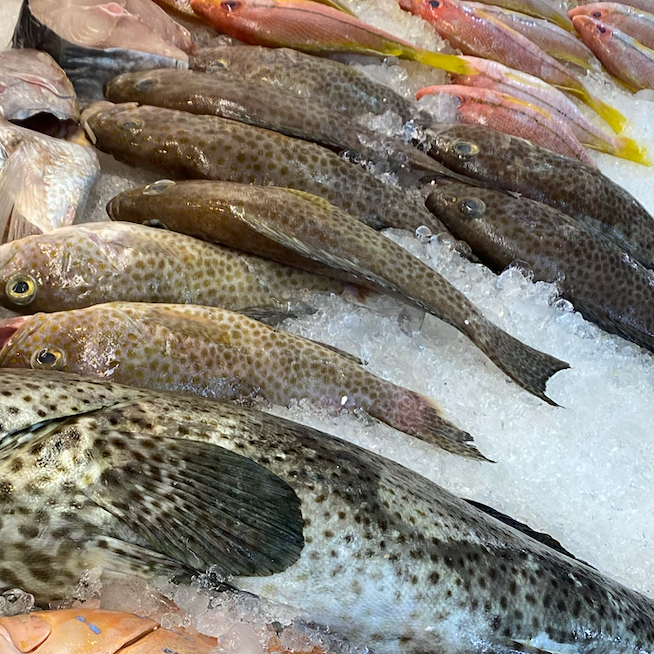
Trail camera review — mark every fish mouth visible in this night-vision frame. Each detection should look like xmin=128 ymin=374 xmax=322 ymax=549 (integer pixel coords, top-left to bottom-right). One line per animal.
xmin=0 ymin=315 xmax=31 ymax=355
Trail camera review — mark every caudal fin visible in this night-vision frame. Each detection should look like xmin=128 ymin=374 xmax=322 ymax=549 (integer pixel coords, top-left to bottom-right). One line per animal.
xmin=612 ymin=136 xmax=651 ymax=166
xmin=474 ymin=320 xmax=570 ymax=405
xmin=370 ymin=388 xmax=491 ymax=461
xmin=581 ymin=91 xmax=626 ymax=133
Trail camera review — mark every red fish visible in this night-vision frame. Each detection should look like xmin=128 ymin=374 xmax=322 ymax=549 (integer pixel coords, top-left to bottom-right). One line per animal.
xmin=190 ymin=0 xmax=479 ymax=75
xmin=573 ymin=14 xmax=654 ymax=89
xmin=398 ymin=0 xmax=626 ymax=131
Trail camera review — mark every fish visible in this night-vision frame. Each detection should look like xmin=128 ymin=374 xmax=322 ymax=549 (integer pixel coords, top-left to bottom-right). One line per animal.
xmin=397 ymin=0 xmax=627 ymax=132
xmin=569 ymin=2 xmax=654 ymax=50
xmin=103 ymin=69 xmax=449 ymax=176
xmin=572 ymin=14 xmax=654 ymax=90
xmin=190 ymin=0 xmax=479 ymax=76
xmin=0 ymin=302 xmax=483 ymax=459
xmin=0 ymin=608 xmax=217 ymax=654
xmin=416 ymin=84 xmax=596 ymax=163
xmin=426 ymin=181 xmax=654 ymax=353
xmin=12 ymin=0 xmax=193 ymax=99
xmin=2 ymin=368 xmax=654 ymax=654
xmin=0 ymin=49 xmax=78 ymax=125
xmin=425 ymin=123 xmax=654 ymax=269
xmin=108 ymin=179 xmax=569 ymax=404
xmin=450 ymin=56 xmax=649 ymax=164
xmin=466 ymin=2 xmax=598 ymax=69
xmin=80 ymin=101 xmax=454 ymax=236
xmin=473 ymin=0 xmax=574 ymax=31
xmin=189 ymin=45 xmax=422 ymax=122
xmin=0 ymin=118 xmax=100 ymax=244
xmin=0 ymin=221 xmax=351 ymax=315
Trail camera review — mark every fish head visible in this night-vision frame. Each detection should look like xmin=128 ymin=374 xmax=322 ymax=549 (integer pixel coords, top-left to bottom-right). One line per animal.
xmin=0 ymin=224 xmax=135 ymax=313
xmin=81 ymin=101 xmax=145 ymax=153
xmin=567 ymin=4 xmax=612 ymax=22
xmin=190 ymin=0 xmax=251 ymax=29
xmin=426 ymin=123 xmax=505 ymax=179
xmin=104 ymin=71 xmax=163 ymax=104
xmin=0 ymin=306 xmax=119 ymax=379
xmin=0 ymin=609 xmax=160 ymax=654
xmin=572 ymin=15 xmax=615 ymax=48
xmin=426 ymin=182 xmax=490 ymax=247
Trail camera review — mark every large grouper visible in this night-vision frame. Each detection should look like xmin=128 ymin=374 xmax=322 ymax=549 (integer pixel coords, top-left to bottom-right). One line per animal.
xmin=0 ymin=369 xmax=653 ymax=654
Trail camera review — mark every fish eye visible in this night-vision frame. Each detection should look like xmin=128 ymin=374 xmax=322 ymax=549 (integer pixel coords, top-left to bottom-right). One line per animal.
xmin=592 ymin=10 xmax=601 ymax=17
xmin=221 ymin=0 xmax=240 ymax=9
xmin=135 ymin=77 xmax=157 ymax=91
xmin=458 ymin=197 xmax=486 ymax=218
xmin=120 ymin=119 xmax=142 ymax=131
xmin=451 ymin=139 xmax=480 ymax=159
xmin=5 ymin=274 xmax=37 ymax=306
xmin=210 ymin=58 xmax=230 ymax=71
xmin=598 ymin=24 xmax=607 ymax=33
xmin=429 ymin=0 xmax=440 ymax=6
xmin=143 ymin=179 xmax=176 ymax=196
xmin=30 ymin=348 xmax=66 ymax=371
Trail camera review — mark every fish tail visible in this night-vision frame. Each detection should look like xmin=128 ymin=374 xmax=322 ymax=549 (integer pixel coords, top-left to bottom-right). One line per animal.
xmin=370 ymin=387 xmax=490 ymax=460
xmin=574 ymin=89 xmax=627 ymax=133
xmin=472 ymin=319 xmax=569 ymax=405
xmin=612 ymin=136 xmax=651 ymax=166
xmin=413 ymin=49 xmax=480 ymax=76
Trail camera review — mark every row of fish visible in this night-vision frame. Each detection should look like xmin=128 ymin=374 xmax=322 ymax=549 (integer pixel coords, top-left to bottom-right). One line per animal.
xmin=0 ymin=368 xmax=653 ymax=654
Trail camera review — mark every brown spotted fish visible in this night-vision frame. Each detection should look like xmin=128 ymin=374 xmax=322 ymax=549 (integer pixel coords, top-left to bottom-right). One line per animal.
xmin=427 ymin=182 xmax=654 ymax=352
xmin=2 ymin=368 xmax=654 ymax=654
xmin=103 ymin=69 xmax=445 ymax=177
xmin=0 ymin=302 xmax=482 ymax=459
xmin=81 ymin=101 xmax=451 ymax=235
xmin=0 ymin=221 xmax=348 ymax=315
xmin=426 ymin=123 xmax=654 ymax=270
xmin=190 ymin=45 xmax=421 ymax=122
xmin=108 ymin=179 xmax=569 ymax=404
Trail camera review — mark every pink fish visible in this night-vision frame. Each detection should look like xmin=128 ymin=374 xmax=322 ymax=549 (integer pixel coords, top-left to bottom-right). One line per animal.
xmin=417 ymin=84 xmax=597 ymax=163
xmin=190 ymin=0 xmax=479 ymax=75
xmin=569 ymin=2 xmax=654 ymax=49
xmin=398 ymin=0 xmax=627 ymax=131
xmin=451 ymin=55 xmax=649 ymax=163
xmin=573 ymin=14 xmax=654 ymax=89
xmin=468 ymin=1 xmax=598 ymax=69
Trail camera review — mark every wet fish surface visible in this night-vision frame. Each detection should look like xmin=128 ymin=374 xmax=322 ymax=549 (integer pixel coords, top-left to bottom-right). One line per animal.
xmin=0 ymin=117 xmax=100 ymax=243
xmin=81 ymin=101 xmax=450 ymax=235
xmin=0 ymin=221 xmax=348 ymax=315
xmin=108 ymin=179 xmax=569 ymax=404
xmin=0 ymin=302 xmax=481 ymax=459
xmin=12 ymin=0 xmax=192 ymax=99
xmin=426 ymin=123 xmax=654 ymax=269
xmin=0 ymin=48 xmax=78 ymax=124
xmin=189 ymin=45 xmax=421 ymax=122
xmin=0 ymin=608 xmax=218 ymax=653
xmin=427 ymin=182 xmax=654 ymax=352
xmin=104 ymin=69 xmax=446 ymax=176
xmin=1 ymin=369 xmax=654 ymax=654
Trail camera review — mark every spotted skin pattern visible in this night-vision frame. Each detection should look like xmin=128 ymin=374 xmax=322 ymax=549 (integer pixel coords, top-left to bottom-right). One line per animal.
xmin=81 ymin=102 xmax=443 ymax=234
xmin=0 ymin=222 xmax=345 ymax=314
xmin=109 ymin=179 xmax=569 ymax=404
xmin=1 ymin=369 xmax=654 ymax=654
xmin=0 ymin=302 xmax=482 ymax=459
xmin=190 ymin=45 xmax=420 ymax=122
xmin=427 ymin=183 xmax=654 ymax=353
xmin=104 ymin=69 xmax=445 ymax=177
xmin=427 ymin=124 xmax=654 ymax=270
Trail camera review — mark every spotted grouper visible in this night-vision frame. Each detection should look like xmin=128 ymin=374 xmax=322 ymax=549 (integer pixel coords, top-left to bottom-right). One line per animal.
xmin=0 ymin=302 xmax=483 ymax=459
xmin=0 ymin=368 xmax=654 ymax=653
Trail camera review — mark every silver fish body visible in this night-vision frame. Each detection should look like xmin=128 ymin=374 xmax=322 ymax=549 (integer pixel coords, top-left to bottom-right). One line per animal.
xmin=0 ymin=48 xmax=79 ymax=123
xmin=0 ymin=369 xmax=654 ymax=654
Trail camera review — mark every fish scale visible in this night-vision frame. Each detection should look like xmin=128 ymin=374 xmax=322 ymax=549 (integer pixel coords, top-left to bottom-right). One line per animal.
xmin=1 ymin=369 xmax=654 ymax=654
xmin=80 ymin=101 xmax=449 ymax=235
xmin=0 ymin=222 xmax=348 ymax=314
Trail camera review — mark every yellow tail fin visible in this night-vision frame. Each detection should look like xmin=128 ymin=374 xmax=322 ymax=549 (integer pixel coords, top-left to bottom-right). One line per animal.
xmin=614 ymin=136 xmax=651 ymax=166
xmin=414 ymin=49 xmax=481 ymax=76
xmin=585 ymin=93 xmax=627 ymax=133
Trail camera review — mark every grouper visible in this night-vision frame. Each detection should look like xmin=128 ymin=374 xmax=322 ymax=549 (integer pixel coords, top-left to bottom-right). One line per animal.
xmin=0 ymin=369 xmax=653 ymax=653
